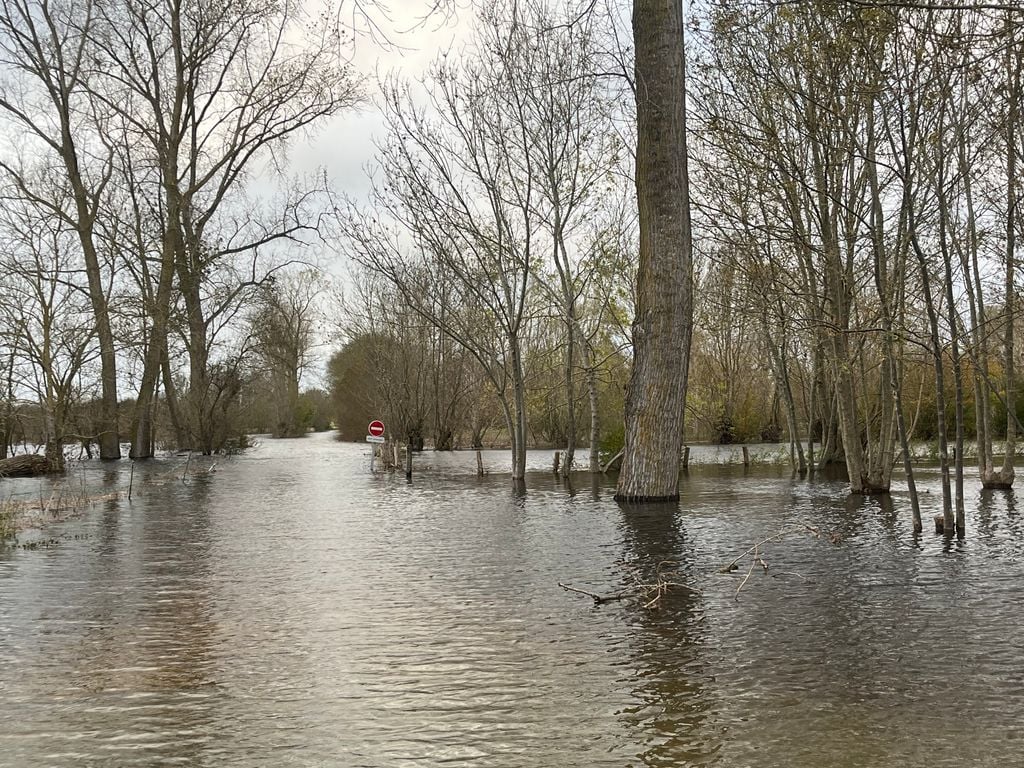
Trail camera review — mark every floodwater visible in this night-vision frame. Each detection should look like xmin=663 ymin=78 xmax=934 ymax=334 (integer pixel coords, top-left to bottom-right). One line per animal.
xmin=2 ymin=433 xmax=1024 ymax=767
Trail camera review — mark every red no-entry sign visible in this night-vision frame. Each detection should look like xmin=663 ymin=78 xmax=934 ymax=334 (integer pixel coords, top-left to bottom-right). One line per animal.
xmin=368 ymin=420 xmax=385 ymax=437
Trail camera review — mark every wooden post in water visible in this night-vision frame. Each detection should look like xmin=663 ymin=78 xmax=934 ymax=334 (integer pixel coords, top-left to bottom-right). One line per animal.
xmin=682 ymin=446 xmax=690 ymax=470
xmin=476 ymin=449 xmax=484 ymax=476
xmin=553 ymin=452 xmax=561 ymax=474
xmin=742 ymin=446 xmax=750 ymax=467
xmin=393 ymin=442 xmax=400 ymax=469
xmin=405 ymin=444 xmax=413 ymax=480
xmin=128 ymin=461 xmax=135 ymax=500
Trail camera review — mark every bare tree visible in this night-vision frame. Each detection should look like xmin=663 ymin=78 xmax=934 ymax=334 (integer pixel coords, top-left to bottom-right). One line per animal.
xmin=347 ymin=7 xmax=558 ymax=480
xmin=0 ymin=0 xmax=121 ymax=458
xmin=251 ymin=269 xmax=324 ymax=438
xmin=0 ymin=188 xmax=98 ymax=469
xmin=491 ymin=0 xmax=625 ymax=476
xmin=84 ymin=0 xmax=359 ymax=455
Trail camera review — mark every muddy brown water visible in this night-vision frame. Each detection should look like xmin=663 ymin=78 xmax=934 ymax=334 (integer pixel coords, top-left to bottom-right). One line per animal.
xmin=2 ymin=433 xmax=1023 ymax=766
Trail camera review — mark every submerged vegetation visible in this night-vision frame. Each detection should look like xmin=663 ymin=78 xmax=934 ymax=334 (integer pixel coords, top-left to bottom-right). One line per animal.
xmin=0 ymin=484 xmax=120 ymax=542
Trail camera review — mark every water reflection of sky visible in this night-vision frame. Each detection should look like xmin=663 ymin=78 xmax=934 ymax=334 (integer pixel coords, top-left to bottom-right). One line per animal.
xmin=2 ymin=432 xmax=1024 ymax=767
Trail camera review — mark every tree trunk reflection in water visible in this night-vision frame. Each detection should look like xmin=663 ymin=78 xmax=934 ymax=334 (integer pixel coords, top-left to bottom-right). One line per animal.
xmin=616 ymin=503 xmax=718 ymax=766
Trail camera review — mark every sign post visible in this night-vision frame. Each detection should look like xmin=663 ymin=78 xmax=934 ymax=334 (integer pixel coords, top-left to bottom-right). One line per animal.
xmin=367 ymin=420 xmax=385 ymax=473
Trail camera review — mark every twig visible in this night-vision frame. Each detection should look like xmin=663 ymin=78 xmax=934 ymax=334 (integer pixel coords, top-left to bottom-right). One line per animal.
xmin=720 ymin=531 xmax=787 ymax=573
xmin=558 ymin=582 xmax=633 ymax=604
xmin=725 ymin=520 xmax=829 ymax=598
xmin=735 ymin=546 xmax=759 ymax=598
xmin=643 ymin=588 xmax=664 ymax=609
xmin=719 ymin=521 xmax=821 ymax=574
xmin=633 ymin=580 xmax=703 ymax=596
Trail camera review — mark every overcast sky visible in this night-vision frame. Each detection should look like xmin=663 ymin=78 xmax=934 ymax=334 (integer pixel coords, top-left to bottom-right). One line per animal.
xmin=291 ymin=0 xmax=472 ymax=378
xmin=293 ymin=0 xmax=472 ymax=204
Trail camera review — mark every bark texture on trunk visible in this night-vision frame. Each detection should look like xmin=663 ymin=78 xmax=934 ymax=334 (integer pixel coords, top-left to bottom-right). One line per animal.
xmin=130 ymin=213 xmax=180 ymax=459
xmin=615 ymin=0 xmax=693 ymax=502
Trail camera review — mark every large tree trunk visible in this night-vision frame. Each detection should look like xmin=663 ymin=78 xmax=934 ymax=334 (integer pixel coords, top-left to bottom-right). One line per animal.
xmin=130 ymin=341 xmax=160 ymax=460
xmin=64 ymin=143 xmax=120 ymax=460
xmin=161 ymin=350 xmax=188 ymax=451
xmin=511 ymin=339 xmax=528 ymax=482
xmin=93 ymin=311 xmax=121 ymax=460
xmin=615 ymin=0 xmax=693 ymax=502
xmin=179 ymin=251 xmax=211 ymax=451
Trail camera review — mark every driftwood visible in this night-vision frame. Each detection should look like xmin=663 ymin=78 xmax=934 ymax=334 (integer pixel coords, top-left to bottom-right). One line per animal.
xmin=721 ymin=522 xmax=840 ymax=599
xmin=0 ymin=454 xmax=61 ymax=478
xmin=558 ymin=582 xmax=633 ymax=604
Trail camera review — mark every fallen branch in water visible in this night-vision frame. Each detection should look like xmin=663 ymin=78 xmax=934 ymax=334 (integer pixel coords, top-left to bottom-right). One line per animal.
xmin=722 ymin=521 xmax=837 ymax=599
xmin=560 ymin=523 xmax=835 ymax=608
xmin=0 ymin=454 xmax=61 ymax=478
xmin=719 ymin=522 xmax=820 ymax=574
xmin=558 ymin=583 xmax=633 ymax=604
xmin=560 ymin=560 xmax=702 ymax=609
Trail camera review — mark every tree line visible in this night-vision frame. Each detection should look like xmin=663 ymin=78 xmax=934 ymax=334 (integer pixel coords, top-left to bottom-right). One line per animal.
xmin=692 ymin=0 xmax=1024 ymax=534
xmin=335 ymin=0 xmax=1024 ymax=532
xmin=0 ymin=0 xmax=353 ymax=466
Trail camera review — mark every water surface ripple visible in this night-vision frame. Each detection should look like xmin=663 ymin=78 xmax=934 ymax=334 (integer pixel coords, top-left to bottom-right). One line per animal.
xmin=2 ymin=434 xmax=1023 ymax=766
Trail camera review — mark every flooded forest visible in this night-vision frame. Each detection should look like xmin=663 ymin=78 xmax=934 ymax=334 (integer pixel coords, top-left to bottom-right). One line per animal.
xmin=0 ymin=0 xmax=1018 ymax=510
xmin=3 ymin=0 xmax=1024 ymax=765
